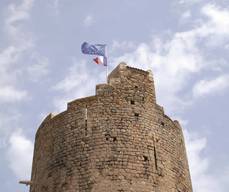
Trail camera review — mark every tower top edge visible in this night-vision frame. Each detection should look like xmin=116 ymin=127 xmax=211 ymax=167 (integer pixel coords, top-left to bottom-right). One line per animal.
xmin=108 ymin=62 xmax=153 ymax=82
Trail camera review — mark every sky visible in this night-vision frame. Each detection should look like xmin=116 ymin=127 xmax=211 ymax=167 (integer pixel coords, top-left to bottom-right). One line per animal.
xmin=0 ymin=0 xmax=229 ymax=191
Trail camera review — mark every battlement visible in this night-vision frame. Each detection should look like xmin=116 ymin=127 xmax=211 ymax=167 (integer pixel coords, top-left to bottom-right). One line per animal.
xmin=68 ymin=62 xmax=156 ymax=109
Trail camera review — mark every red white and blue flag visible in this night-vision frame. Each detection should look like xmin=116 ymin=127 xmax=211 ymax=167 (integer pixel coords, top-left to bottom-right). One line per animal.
xmin=81 ymin=42 xmax=107 ymax=66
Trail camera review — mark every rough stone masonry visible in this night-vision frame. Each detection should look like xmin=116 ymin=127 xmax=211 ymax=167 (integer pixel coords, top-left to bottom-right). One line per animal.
xmin=29 ymin=63 xmax=193 ymax=192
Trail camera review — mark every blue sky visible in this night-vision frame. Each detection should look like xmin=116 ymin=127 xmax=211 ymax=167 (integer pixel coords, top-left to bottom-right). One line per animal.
xmin=0 ymin=0 xmax=229 ymax=191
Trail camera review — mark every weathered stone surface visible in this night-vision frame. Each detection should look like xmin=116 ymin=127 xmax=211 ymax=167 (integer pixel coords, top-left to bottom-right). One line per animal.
xmin=30 ymin=63 xmax=193 ymax=192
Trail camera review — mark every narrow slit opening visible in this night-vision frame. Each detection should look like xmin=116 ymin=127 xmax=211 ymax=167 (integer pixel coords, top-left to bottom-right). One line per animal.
xmin=85 ymin=119 xmax=87 ymax=136
xmin=154 ymin=146 xmax=158 ymax=170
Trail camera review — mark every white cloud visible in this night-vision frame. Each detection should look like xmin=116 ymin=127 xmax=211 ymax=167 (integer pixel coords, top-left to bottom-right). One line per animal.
xmin=5 ymin=0 xmax=34 ymax=41
xmin=0 ymin=0 xmax=50 ymax=103
xmin=112 ymin=33 xmax=202 ymax=113
xmin=53 ymin=59 xmax=103 ymax=111
xmin=111 ymin=3 xmax=229 ymax=113
xmin=184 ymin=129 xmax=229 ymax=192
xmin=184 ymin=129 xmax=221 ymax=192
xmin=53 ymin=0 xmax=60 ymax=10
xmin=51 ymin=0 xmax=61 ymax=15
xmin=202 ymin=4 xmax=229 ymax=35
xmin=193 ymin=75 xmax=229 ymax=97
xmin=0 ymin=86 xmax=27 ymax=103
xmin=111 ymin=40 xmax=136 ymax=52
xmin=26 ymin=55 xmax=50 ymax=81
xmin=0 ymin=0 xmax=36 ymax=104
xmin=0 ymin=46 xmax=28 ymax=103
xmin=181 ymin=10 xmax=192 ymax=20
xmin=54 ymin=60 xmax=89 ymax=92
xmin=179 ymin=0 xmax=204 ymax=5
xmin=7 ymin=130 xmax=33 ymax=179
xmin=83 ymin=15 xmax=95 ymax=27
xmin=0 ymin=112 xmax=21 ymax=141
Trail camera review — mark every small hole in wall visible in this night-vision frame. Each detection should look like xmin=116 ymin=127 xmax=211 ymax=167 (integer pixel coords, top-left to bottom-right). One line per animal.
xmin=105 ymin=134 xmax=110 ymax=141
xmin=135 ymin=85 xmax=138 ymax=89
xmin=161 ymin=121 xmax=165 ymax=126
xmin=112 ymin=137 xmax=117 ymax=142
xmin=143 ymin=155 xmax=148 ymax=161
xmin=131 ymin=100 xmax=135 ymax=105
xmin=134 ymin=113 xmax=139 ymax=117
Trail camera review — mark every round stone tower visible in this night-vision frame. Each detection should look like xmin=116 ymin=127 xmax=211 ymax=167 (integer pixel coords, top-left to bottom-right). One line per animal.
xmin=30 ymin=63 xmax=193 ymax=192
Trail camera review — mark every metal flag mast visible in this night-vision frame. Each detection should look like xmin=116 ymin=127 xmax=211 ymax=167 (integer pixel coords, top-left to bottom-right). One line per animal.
xmin=105 ymin=46 xmax=108 ymax=83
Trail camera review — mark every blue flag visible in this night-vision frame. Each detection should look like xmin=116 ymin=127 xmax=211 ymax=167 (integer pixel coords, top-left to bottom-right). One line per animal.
xmin=81 ymin=42 xmax=106 ymax=56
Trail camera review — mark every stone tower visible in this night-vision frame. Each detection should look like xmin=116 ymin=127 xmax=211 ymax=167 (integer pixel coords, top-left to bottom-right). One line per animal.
xmin=30 ymin=63 xmax=193 ymax=192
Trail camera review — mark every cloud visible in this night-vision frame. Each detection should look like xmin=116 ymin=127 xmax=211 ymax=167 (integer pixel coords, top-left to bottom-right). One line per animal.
xmin=5 ymin=0 xmax=34 ymax=42
xmin=202 ymin=4 xmax=229 ymax=35
xmin=111 ymin=40 xmax=137 ymax=53
xmin=54 ymin=60 xmax=89 ymax=92
xmin=111 ymin=3 xmax=229 ymax=114
xmin=0 ymin=112 xmax=21 ymax=142
xmin=193 ymin=75 xmax=229 ymax=97
xmin=26 ymin=54 xmax=50 ymax=81
xmin=53 ymin=59 xmax=103 ymax=111
xmin=83 ymin=15 xmax=95 ymax=27
xmin=179 ymin=0 xmax=205 ymax=5
xmin=7 ymin=130 xmax=33 ymax=179
xmin=184 ymin=129 xmax=229 ymax=192
xmin=181 ymin=10 xmax=192 ymax=20
xmin=52 ymin=0 xmax=61 ymax=15
xmin=0 ymin=46 xmax=29 ymax=103
xmin=112 ymin=34 xmax=202 ymax=113
xmin=0 ymin=86 xmax=27 ymax=103
xmin=0 ymin=0 xmax=36 ymax=104
xmin=0 ymin=0 xmax=50 ymax=103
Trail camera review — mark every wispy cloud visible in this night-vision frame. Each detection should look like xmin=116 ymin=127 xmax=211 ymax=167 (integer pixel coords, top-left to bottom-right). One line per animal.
xmin=193 ymin=75 xmax=229 ymax=98
xmin=0 ymin=0 xmax=50 ymax=103
xmin=26 ymin=54 xmax=50 ymax=81
xmin=179 ymin=0 xmax=205 ymax=5
xmin=0 ymin=0 xmax=35 ymax=103
xmin=0 ymin=86 xmax=27 ymax=103
xmin=52 ymin=0 xmax=61 ymax=15
xmin=7 ymin=130 xmax=33 ymax=179
xmin=181 ymin=10 xmax=192 ymax=20
xmin=202 ymin=4 xmax=229 ymax=35
xmin=5 ymin=0 xmax=34 ymax=42
xmin=53 ymin=59 xmax=103 ymax=111
xmin=111 ymin=40 xmax=136 ymax=53
xmin=184 ymin=129 xmax=229 ymax=192
xmin=83 ymin=15 xmax=95 ymax=27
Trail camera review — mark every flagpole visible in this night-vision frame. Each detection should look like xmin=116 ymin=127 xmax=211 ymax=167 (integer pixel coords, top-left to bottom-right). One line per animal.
xmin=106 ymin=46 xmax=108 ymax=83
xmin=106 ymin=63 xmax=108 ymax=83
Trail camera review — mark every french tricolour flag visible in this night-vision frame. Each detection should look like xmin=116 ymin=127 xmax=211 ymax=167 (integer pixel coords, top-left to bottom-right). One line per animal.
xmin=81 ymin=42 xmax=107 ymax=66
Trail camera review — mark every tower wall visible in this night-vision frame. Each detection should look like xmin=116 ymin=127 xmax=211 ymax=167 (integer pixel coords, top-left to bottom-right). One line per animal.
xmin=30 ymin=63 xmax=192 ymax=192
